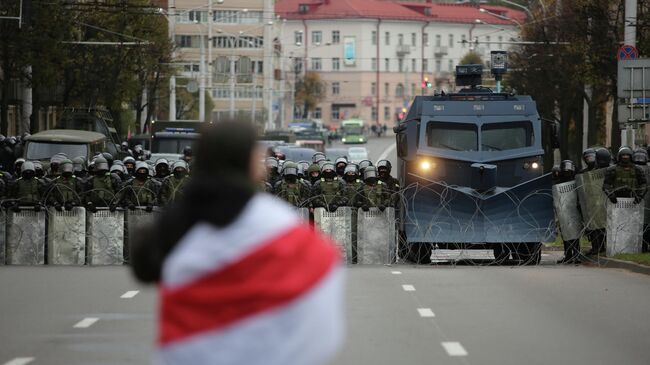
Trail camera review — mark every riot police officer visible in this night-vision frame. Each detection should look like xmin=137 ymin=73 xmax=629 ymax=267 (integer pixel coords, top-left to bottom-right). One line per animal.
xmin=84 ymin=156 xmax=121 ymax=211
xmin=110 ymin=164 xmax=127 ymax=182
xmin=307 ymin=163 xmax=321 ymax=185
xmin=377 ymin=160 xmax=400 ymax=193
xmin=603 ymin=147 xmax=647 ymax=205
xmin=9 ymin=161 xmax=45 ymax=211
xmin=633 ymin=148 xmax=650 ymax=252
xmin=46 ymin=159 xmax=83 ymax=210
xmin=595 ymin=147 xmax=612 ymax=168
xmin=154 ymin=158 xmax=171 ymax=182
xmin=334 ymin=157 xmax=348 ymax=177
xmin=121 ymin=161 xmax=160 ymax=211
xmin=312 ymin=152 xmax=326 ymax=164
xmin=633 ymin=148 xmax=648 ymax=166
xmin=72 ymin=157 xmax=88 ymax=180
xmin=581 ymin=148 xmax=597 ymax=172
xmin=355 ymin=166 xmax=393 ymax=212
xmin=358 ymin=159 xmax=373 ymax=175
xmin=265 ymin=157 xmax=281 ymax=188
xmin=14 ymin=158 xmax=25 ymax=174
xmin=123 ymin=156 xmax=136 ymax=176
xmin=46 ymin=155 xmax=63 ymax=180
xmin=556 ymin=160 xmax=581 ymax=264
xmin=342 ymin=164 xmax=363 ymax=204
xmin=275 ymin=161 xmax=310 ymax=208
xmin=160 ymin=160 xmax=189 ymax=205
xmin=311 ymin=162 xmax=347 ymax=211
xmin=182 ymin=146 xmax=193 ymax=165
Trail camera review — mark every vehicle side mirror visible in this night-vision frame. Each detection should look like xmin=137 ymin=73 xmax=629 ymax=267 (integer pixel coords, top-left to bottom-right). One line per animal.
xmin=396 ymin=120 xmax=418 ymax=161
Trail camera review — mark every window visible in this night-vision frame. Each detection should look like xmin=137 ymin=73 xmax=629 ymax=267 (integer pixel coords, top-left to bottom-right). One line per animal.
xmin=314 ymin=107 xmax=322 ymax=119
xmin=398 ymin=33 xmax=404 ymax=45
xmin=449 ymin=34 xmax=454 ymax=48
xmin=251 ymin=60 xmax=263 ymax=74
xmin=175 ymin=35 xmax=193 ymax=48
xmin=411 ymin=33 xmax=417 ymax=46
xmin=435 ymin=59 xmax=441 ymax=72
xmin=183 ymin=64 xmax=200 ymax=72
xmin=332 ymin=30 xmax=340 ymax=44
xmin=427 ymin=122 xmax=478 ymax=151
xmin=396 ymin=83 xmax=404 ymax=97
xmin=423 ymin=33 xmax=429 ymax=46
xmin=384 ymin=106 xmax=390 ymax=120
xmin=294 ymin=31 xmax=303 ymax=45
xmin=435 ymin=34 xmax=441 ymax=47
xmin=332 ymin=57 xmax=340 ymax=70
xmin=371 ymin=82 xmax=376 ymax=95
xmin=384 ymin=58 xmax=390 ymax=71
xmin=332 ymin=106 xmax=340 ymax=119
xmin=332 ymin=82 xmax=340 ymax=95
xmin=461 ymin=34 xmax=467 ymax=48
xmin=371 ymin=58 xmax=377 ymax=71
xmin=486 ymin=36 xmax=491 ymax=49
xmin=423 ymin=59 xmax=429 ymax=72
xmin=372 ymin=30 xmax=377 ymax=45
xmin=299 ymin=4 xmax=309 ymax=13
xmin=384 ymin=82 xmax=389 ymax=96
xmin=398 ymin=59 xmax=404 ymax=72
xmin=214 ymin=10 xmax=238 ymax=24
xmin=293 ymin=58 xmax=303 ymax=73
xmin=448 ymin=59 xmax=453 ymax=72
xmin=312 ymin=31 xmax=322 ymax=45
xmin=385 ymin=31 xmax=390 ymax=45
xmin=411 ymin=59 xmax=416 ymax=72
xmin=498 ymin=36 xmax=503 ymax=49
xmin=371 ymin=107 xmax=378 ymax=121
xmin=311 ymin=58 xmax=322 ymax=70
xmin=481 ymin=122 xmax=533 ymax=151
xmin=240 ymin=11 xmax=263 ymax=24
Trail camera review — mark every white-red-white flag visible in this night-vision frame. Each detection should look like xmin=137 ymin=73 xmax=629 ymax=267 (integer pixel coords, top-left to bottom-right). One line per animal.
xmin=157 ymin=194 xmax=345 ymax=365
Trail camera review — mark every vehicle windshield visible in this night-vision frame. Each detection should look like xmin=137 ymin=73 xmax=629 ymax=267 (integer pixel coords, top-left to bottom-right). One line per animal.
xmin=152 ymin=138 xmax=196 ymax=154
xmin=57 ymin=115 xmax=109 ymax=135
xmin=481 ymin=122 xmax=533 ymax=151
xmin=343 ymin=126 xmax=363 ymax=135
xmin=427 ymin=122 xmax=478 ymax=151
xmin=26 ymin=142 xmax=88 ymax=160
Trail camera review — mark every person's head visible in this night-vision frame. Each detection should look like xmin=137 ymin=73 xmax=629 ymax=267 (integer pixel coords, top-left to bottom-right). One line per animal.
xmin=265 ymin=157 xmax=279 ymax=176
xmin=60 ymin=159 xmax=74 ymax=178
xmin=14 ymin=158 xmax=25 ymax=172
xmin=617 ymin=146 xmax=633 ymax=166
xmin=595 ymin=147 xmax=612 ymax=168
xmin=121 ymin=141 xmax=130 ymax=150
xmin=183 ymin=145 xmax=193 ymax=160
xmin=135 ymin=161 xmax=150 ymax=181
xmin=282 ymin=161 xmax=298 ymax=183
xmin=72 ymin=156 xmax=86 ymax=175
xmin=312 ymin=152 xmax=326 ymax=164
xmin=21 ymin=161 xmax=35 ymax=180
xmin=50 ymin=155 xmax=62 ymax=174
xmin=123 ymin=156 xmax=136 ymax=175
xmin=102 ymin=152 xmax=114 ymax=167
xmin=633 ymin=148 xmax=648 ymax=165
xmin=155 ymin=158 xmax=170 ymax=177
xmin=33 ymin=161 xmax=44 ymax=178
xmin=363 ymin=166 xmax=378 ymax=185
xmin=308 ymin=163 xmax=321 ymax=183
xmin=172 ymin=160 xmax=189 ymax=179
xmin=358 ymin=159 xmax=373 ymax=174
xmin=335 ymin=157 xmax=347 ymax=175
xmin=94 ymin=156 xmax=109 ymax=174
xmin=551 ymin=164 xmax=560 ymax=180
xmin=344 ymin=164 xmax=360 ymax=183
xmin=110 ymin=164 xmax=125 ymax=180
xmin=377 ymin=160 xmax=392 ymax=178
xmin=582 ymin=148 xmax=596 ymax=168
xmin=321 ymin=162 xmax=337 ymax=180
xmin=559 ymin=160 xmax=576 ymax=180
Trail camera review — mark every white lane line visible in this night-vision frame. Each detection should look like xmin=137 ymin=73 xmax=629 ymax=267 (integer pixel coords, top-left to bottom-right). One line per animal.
xmin=391 ymin=271 xmax=402 ymax=275
xmin=3 ymin=358 xmax=35 ymax=365
xmin=417 ymin=308 xmax=435 ymax=317
xmin=377 ymin=143 xmax=397 ymax=162
xmin=121 ymin=290 xmax=140 ymax=299
xmin=73 ymin=317 xmax=99 ymax=328
xmin=441 ymin=342 xmax=468 ymax=357
xmin=402 ymin=284 xmax=416 ymax=292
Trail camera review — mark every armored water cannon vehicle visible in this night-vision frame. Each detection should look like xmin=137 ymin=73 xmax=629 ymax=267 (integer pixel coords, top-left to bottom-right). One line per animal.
xmin=394 ymin=60 xmax=558 ymax=264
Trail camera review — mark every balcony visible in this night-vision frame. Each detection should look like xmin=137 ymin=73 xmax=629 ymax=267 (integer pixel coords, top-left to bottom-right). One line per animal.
xmin=434 ymin=46 xmax=448 ymax=58
xmin=396 ymin=44 xmax=411 ymax=57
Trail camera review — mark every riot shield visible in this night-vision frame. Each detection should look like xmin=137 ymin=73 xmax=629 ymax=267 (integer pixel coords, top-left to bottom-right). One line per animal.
xmin=643 ymin=166 xmax=650 ymax=225
xmin=606 ymin=198 xmax=643 ymax=256
xmin=125 ymin=207 xmax=161 ymax=263
xmin=576 ymin=168 xmax=607 ymax=230
xmin=6 ymin=208 xmax=46 ymax=265
xmin=87 ymin=208 xmax=125 ymax=265
xmin=296 ymin=207 xmax=310 ymax=222
xmin=357 ymin=207 xmax=396 ymax=265
xmin=0 ymin=210 xmax=5 ymax=265
xmin=47 ymin=207 xmax=86 ymax=265
xmin=314 ymin=207 xmax=353 ymax=264
xmin=552 ymin=181 xmax=583 ymax=241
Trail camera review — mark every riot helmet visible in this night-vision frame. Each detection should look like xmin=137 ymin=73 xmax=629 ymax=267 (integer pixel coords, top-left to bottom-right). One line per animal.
xmin=358 ymin=159 xmax=373 ymax=174
xmin=559 ymin=160 xmax=576 ymax=180
xmin=377 ymin=160 xmax=392 ymax=177
xmin=617 ymin=146 xmax=633 ymax=165
xmin=102 ymin=152 xmax=114 ymax=167
xmin=321 ymin=162 xmax=337 ymax=180
xmin=60 ymin=159 xmax=74 ymax=177
xmin=134 ymin=161 xmax=149 ymax=180
xmin=33 ymin=161 xmax=44 ymax=178
xmin=312 ymin=152 xmax=326 ymax=164
xmin=110 ymin=164 xmax=125 ymax=180
xmin=265 ymin=157 xmax=279 ymax=174
xmin=551 ymin=164 xmax=560 ymax=181
xmin=344 ymin=164 xmax=360 ymax=183
xmin=123 ymin=156 xmax=136 ymax=175
xmin=595 ymin=147 xmax=612 ymax=168
xmin=183 ymin=146 xmax=193 ymax=158
xmin=14 ymin=158 xmax=25 ymax=172
xmin=155 ymin=158 xmax=170 ymax=177
xmin=633 ymin=148 xmax=648 ymax=165
xmin=317 ymin=159 xmax=329 ymax=169
xmin=21 ymin=161 xmax=35 ymax=180
xmin=363 ymin=166 xmax=378 ymax=184
xmin=94 ymin=156 xmax=109 ymax=174
xmin=335 ymin=157 xmax=348 ymax=176
xmin=282 ymin=161 xmax=299 ymax=183
xmin=172 ymin=160 xmax=189 ymax=178
xmin=297 ymin=161 xmax=310 ymax=179
xmin=582 ymin=148 xmax=596 ymax=168
xmin=50 ymin=155 xmax=63 ymax=175
xmin=72 ymin=157 xmax=86 ymax=173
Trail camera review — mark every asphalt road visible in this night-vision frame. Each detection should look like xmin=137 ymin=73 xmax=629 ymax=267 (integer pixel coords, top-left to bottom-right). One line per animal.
xmin=2 ymin=137 xmax=650 ymax=364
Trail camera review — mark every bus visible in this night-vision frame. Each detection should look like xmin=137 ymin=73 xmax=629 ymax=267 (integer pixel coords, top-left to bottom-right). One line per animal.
xmin=340 ymin=118 xmax=366 ymax=144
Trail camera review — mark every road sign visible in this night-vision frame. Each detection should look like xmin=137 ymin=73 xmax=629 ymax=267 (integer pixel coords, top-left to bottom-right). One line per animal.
xmin=618 ymin=45 xmax=639 ymax=60
xmin=186 ymin=80 xmax=199 ymax=93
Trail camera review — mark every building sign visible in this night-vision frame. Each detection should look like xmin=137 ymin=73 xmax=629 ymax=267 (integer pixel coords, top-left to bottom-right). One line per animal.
xmin=343 ymin=36 xmax=356 ymax=66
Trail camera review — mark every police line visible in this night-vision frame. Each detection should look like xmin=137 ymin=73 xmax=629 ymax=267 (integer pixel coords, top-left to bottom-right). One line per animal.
xmin=0 ymin=205 xmax=397 ymax=266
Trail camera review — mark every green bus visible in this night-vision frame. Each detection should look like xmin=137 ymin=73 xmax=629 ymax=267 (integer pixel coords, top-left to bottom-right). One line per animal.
xmin=340 ymin=118 xmax=366 ymax=144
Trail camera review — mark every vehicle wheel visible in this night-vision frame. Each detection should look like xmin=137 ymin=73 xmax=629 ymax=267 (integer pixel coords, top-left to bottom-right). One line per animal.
xmin=407 ymin=243 xmax=432 ymax=265
xmin=514 ymin=242 xmax=541 ymax=265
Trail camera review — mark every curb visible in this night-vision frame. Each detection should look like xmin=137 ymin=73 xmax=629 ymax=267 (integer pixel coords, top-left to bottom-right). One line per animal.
xmin=584 ymin=257 xmax=650 ymax=276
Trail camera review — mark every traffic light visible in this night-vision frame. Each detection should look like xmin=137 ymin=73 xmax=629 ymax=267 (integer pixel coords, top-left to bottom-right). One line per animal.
xmin=422 ymin=76 xmax=433 ymax=89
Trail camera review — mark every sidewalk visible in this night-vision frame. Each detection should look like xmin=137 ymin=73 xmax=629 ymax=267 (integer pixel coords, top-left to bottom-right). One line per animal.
xmin=584 ymin=255 xmax=650 ymax=276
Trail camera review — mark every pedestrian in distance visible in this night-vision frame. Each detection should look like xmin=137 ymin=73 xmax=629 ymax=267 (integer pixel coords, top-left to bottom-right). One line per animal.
xmin=130 ymin=120 xmax=345 ymax=365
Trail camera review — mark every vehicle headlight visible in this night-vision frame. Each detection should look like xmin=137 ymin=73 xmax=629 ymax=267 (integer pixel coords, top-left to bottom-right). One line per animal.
xmin=342 ymin=138 xmax=346 ymax=142
xmin=531 ymin=162 xmax=539 ymax=169
xmin=420 ymin=160 xmax=433 ymax=171
xmin=360 ymin=138 xmax=364 ymax=142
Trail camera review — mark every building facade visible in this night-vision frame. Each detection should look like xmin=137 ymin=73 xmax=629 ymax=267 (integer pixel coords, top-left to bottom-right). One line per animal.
xmin=276 ymin=0 xmax=524 ymax=128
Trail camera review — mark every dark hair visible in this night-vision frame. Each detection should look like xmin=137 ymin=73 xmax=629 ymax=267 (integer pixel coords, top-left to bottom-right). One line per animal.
xmin=131 ymin=120 xmax=258 ymax=283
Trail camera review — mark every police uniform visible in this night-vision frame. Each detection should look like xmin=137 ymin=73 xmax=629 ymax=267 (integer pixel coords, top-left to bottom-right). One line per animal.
xmin=121 ymin=162 xmax=161 ymax=209
xmin=160 ymin=161 xmax=190 ymax=205
xmin=355 ymin=166 xmax=394 ymax=211
xmin=311 ymin=163 xmax=347 ymax=211
xmin=9 ymin=161 xmax=46 ymax=209
xmin=46 ymin=159 xmax=83 ymax=209
xmin=84 ymin=157 xmax=122 ymax=209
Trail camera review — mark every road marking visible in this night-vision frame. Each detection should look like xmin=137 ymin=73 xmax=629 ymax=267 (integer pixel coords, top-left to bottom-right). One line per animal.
xmin=391 ymin=271 xmax=402 ymax=275
xmin=3 ymin=358 xmax=35 ymax=365
xmin=377 ymin=143 xmax=397 ymax=162
xmin=73 ymin=317 xmax=99 ymax=328
xmin=441 ymin=342 xmax=468 ymax=357
xmin=402 ymin=284 xmax=416 ymax=291
xmin=121 ymin=290 xmax=140 ymax=298
xmin=417 ymin=308 xmax=435 ymax=317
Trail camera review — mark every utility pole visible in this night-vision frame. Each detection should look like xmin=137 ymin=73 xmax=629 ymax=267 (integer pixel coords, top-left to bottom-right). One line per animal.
xmin=621 ymin=0 xmax=637 ymax=147
xmin=229 ymin=56 xmax=236 ymax=119
xmin=208 ymin=0 xmax=213 ymax=119
xmin=263 ymin=0 xmax=274 ymax=130
xmin=168 ymin=0 xmax=176 ymax=121
xmin=199 ymin=29 xmax=206 ymax=122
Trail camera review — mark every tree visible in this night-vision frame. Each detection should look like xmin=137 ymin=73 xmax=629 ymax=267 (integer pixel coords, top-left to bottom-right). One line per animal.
xmin=459 ymin=51 xmax=483 ymax=65
xmin=295 ymin=72 xmax=325 ymax=118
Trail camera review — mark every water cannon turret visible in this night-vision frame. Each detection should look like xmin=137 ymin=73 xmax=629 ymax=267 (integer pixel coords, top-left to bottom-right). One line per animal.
xmin=455 ymin=64 xmax=483 ymax=88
